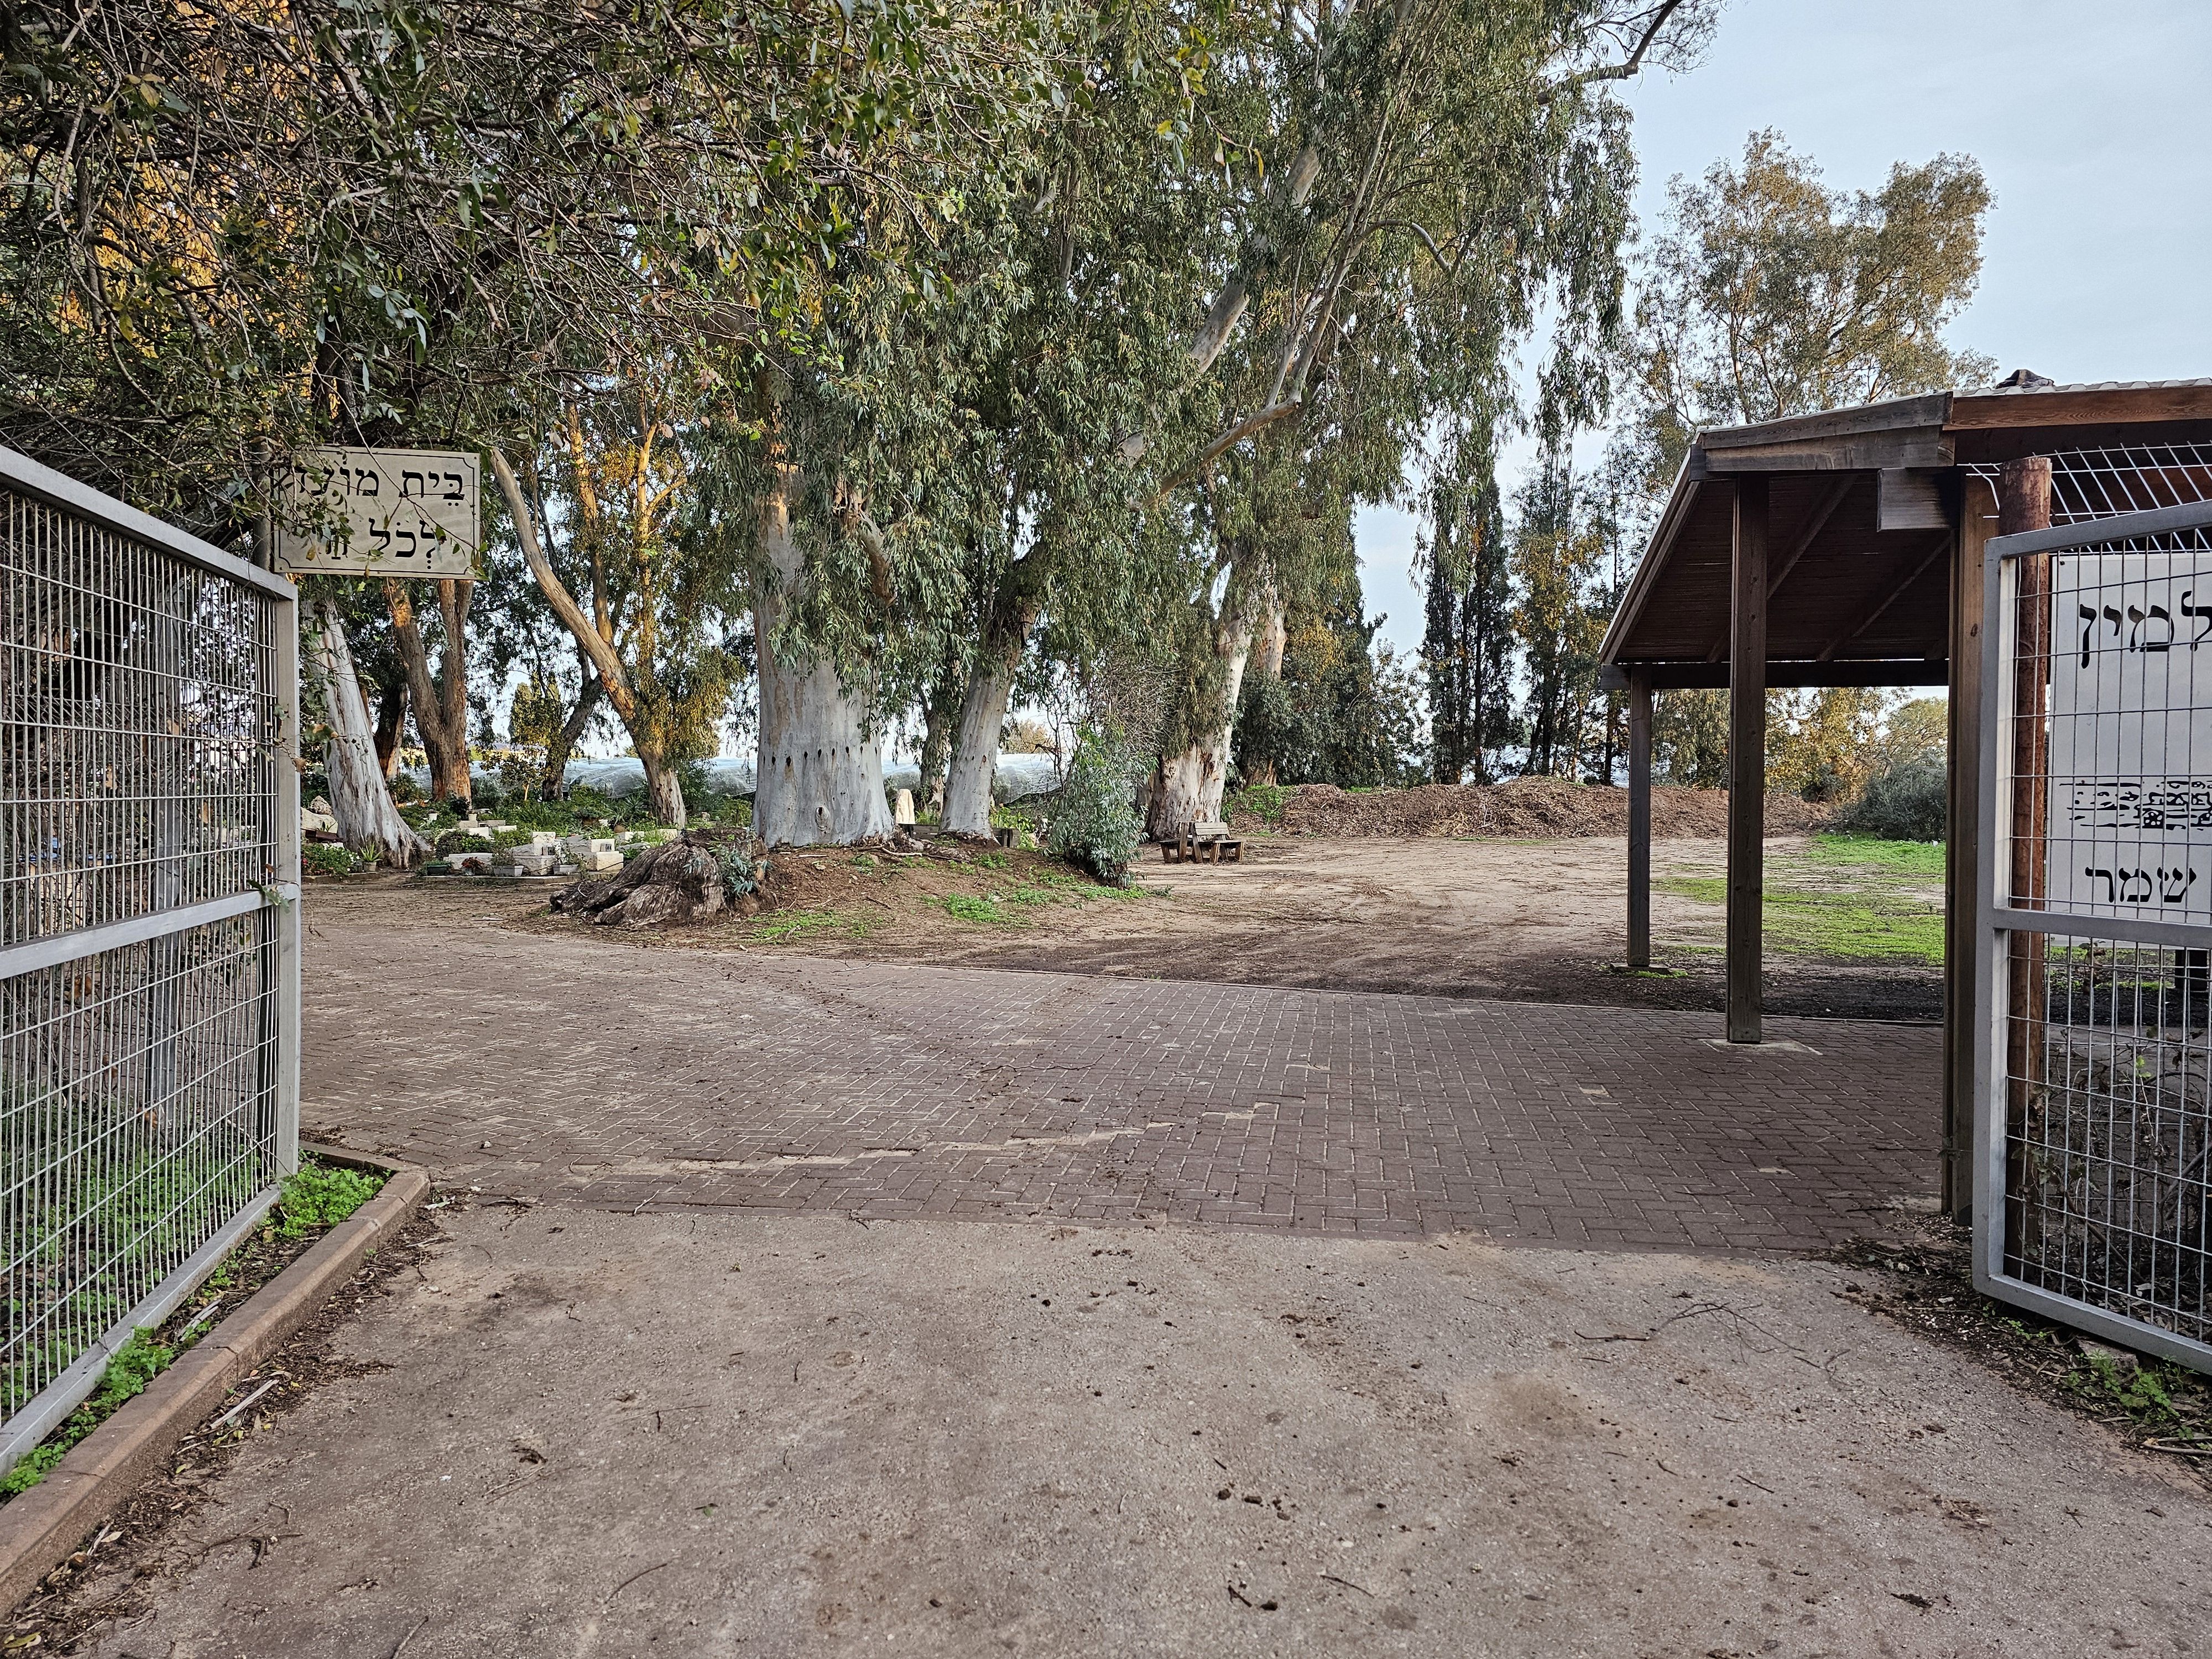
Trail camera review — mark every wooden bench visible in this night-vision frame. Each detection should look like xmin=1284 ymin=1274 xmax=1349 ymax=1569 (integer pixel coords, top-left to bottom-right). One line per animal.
xmin=1161 ymin=820 xmax=1244 ymax=864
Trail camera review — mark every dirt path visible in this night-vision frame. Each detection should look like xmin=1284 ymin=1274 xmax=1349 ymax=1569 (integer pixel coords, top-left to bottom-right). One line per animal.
xmin=474 ymin=833 xmax=1937 ymax=1021
xmin=76 ymin=1209 xmax=2212 ymax=1658
xmin=355 ymin=832 xmax=1944 ymax=1021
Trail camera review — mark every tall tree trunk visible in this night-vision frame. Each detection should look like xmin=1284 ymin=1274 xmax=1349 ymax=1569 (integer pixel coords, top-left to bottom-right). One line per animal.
xmin=540 ymin=672 xmax=601 ymax=800
xmin=371 ymin=677 xmax=408 ymax=781
xmin=638 ymin=744 xmax=686 ymax=825
xmin=916 ymin=664 xmax=962 ymax=817
xmin=489 ymin=451 xmax=690 ymax=825
xmin=384 ymin=578 xmax=474 ymax=809
xmin=1150 ymin=617 xmax=1255 ymax=837
xmin=752 ymin=459 xmax=892 ymax=846
xmin=942 ymin=585 xmax=1044 ymax=838
xmin=1240 ymin=582 xmax=1286 ymax=788
xmin=302 ymin=597 xmax=429 ymax=865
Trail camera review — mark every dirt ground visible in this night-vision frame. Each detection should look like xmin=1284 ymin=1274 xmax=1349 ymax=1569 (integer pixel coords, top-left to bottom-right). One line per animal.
xmin=466 ymin=831 xmax=1945 ymax=1023
xmin=21 ymin=864 xmax=2205 ymax=1656
xmin=65 ymin=1209 xmax=2212 ymax=1659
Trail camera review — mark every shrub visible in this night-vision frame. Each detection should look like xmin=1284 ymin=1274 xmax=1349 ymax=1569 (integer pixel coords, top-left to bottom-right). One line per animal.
xmin=304 ymin=844 xmax=353 ymax=878
xmin=1834 ymin=757 xmax=1947 ymax=842
xmin=718 ymin=846 xmax=769 ymax=899
xmin=492 ymin=828 xmax=536 ymax=848
xmin=1227 ymin=782 xmax=1289 ymax=826
xmin=434 ymin=828 xmax=491 ymax=854
xmin=1047 ymin=727 xmax=1140 ymax=885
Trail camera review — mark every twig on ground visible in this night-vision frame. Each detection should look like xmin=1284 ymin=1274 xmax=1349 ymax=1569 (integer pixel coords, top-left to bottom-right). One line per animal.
xmin=608 ymin=1561 xmax=671 ymax=1602
xmin=212 ymin=1376 xmax=284 ymax=1430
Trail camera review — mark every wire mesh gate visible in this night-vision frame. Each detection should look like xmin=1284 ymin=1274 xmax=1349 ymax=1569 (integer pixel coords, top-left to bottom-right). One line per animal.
xmin=1977 ymin=495 xmax=2212 ymax=1370
xmin=0 ymin=447 xmax=300 ymax=1474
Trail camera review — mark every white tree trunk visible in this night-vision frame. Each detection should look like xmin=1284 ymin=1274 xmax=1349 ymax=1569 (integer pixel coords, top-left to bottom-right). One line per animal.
xmin=1152 ymin=630 xmax=1253 ymax=835
xmin=752 ymin=466 xmax=893 ymax=847
xmin=942 ymin=659 xmax=1016 ymax=838
xmin=302 ymin=597 xmax=429 ymax=866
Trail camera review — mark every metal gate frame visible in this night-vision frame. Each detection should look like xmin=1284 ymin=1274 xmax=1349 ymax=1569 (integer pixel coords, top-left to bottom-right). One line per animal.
xmin=1 ymin=447 xmax=300 ymax=1472
xmin=1975 ymin=495 xmax=2212 ymax=1371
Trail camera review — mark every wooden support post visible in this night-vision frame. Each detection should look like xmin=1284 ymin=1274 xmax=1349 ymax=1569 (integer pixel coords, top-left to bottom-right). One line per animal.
xmin=1727 ymin=477 xmax=1769 ymax=1045
xmin=1943 ymin=475 xmax=1996 ymax=1218
xmin=1627 ymin=666 xmax=1653 ymax=971
xmin=2000 ymin=457 xmax=2052 ymax=1260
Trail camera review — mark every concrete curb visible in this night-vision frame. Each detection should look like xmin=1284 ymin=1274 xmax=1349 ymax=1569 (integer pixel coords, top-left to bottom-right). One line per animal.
xmin=0 ymin=1148 xmax=430 ymax=1615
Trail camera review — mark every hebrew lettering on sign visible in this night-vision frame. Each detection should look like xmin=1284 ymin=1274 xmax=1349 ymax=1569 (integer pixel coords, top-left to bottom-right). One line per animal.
xmin=274 ymin=447 xmax=480 ymax=577
xmin=2048 ymin=548 xmax=2212 ymax=921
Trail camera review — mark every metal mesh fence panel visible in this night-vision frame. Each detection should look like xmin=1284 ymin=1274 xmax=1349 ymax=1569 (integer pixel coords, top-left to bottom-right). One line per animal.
xmin=2 ymin=912 xmax=281 ymax=1416
xmin=0 ymin=451 xmax=295 ymax=1465
xmin=1984 ymin=499 xmax=2212 ymax=1369
xmin=2001 ymin=938 xmax=2210 ymax=1344
xmin=2 ymin=486 xmax=280 ymax=947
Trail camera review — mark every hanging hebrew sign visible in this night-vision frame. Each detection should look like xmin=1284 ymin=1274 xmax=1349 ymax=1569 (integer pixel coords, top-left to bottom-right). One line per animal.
xmin=274 ymin=447 xmax=481 ymax=577
xmin=2046 ymin=546 xmax=2212 ymax=923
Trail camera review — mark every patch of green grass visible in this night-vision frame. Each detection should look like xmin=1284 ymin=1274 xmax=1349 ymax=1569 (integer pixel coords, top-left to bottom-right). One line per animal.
xmin=748 ymin=908 xmax=873 ymax=943
xmin=938 ymin=874 xmax=1147 ymax=927
xmin=1804 ymin=832 xmax=1945 ymax=878
xmin=0 ymin=1155 xmax=384 ymax=1501
xmin=1659 ymin=875 xmax=1944 ymax=964
xmin=972 ymin=850 xmax=1011 ymax=869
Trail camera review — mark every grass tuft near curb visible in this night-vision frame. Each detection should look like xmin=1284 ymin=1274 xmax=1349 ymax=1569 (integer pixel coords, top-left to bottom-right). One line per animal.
xmin=0 ymin=1160 xmax=387 ymax=1505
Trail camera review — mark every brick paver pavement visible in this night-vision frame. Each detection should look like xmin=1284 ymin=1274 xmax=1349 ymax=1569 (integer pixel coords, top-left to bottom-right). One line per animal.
xmin=305 ymin=910 xmax=1939 ymax=1251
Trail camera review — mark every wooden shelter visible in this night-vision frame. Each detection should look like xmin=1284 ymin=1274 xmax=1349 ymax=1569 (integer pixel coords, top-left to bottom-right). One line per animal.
xmin=1596 ymin=375 xmax=2212 ymax=1209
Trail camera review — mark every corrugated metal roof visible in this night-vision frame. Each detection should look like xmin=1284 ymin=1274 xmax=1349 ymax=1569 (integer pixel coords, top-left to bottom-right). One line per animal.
xmin=1974 ymin=376 xmax=2212 ymax=396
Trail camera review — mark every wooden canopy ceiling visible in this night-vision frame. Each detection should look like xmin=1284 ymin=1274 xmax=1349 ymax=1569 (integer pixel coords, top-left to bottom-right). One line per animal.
xmin=1599 ymin=380 xmax=2212 ymax=689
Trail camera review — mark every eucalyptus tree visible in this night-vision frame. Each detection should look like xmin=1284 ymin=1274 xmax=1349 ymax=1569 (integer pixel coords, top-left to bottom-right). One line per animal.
xmin=489 ymin=377 xmax=751 ymax=826
xmin=1133 ymin=0 xmax=1715 ymax=831
xmin=1610 ymin=129 xmax=1994 ymax=789
xmin=4 ymin=0 xmax=1055 ymax=844
xmin=1615 ymin=128 xmax=1994 ymax=499
xmin=927 ymin=3 xmax=1238 ymax=839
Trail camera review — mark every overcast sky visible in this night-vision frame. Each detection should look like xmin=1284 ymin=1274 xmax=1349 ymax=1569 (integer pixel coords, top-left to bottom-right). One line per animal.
xmin=1358 ymin=0 xmax=2212 ymax=659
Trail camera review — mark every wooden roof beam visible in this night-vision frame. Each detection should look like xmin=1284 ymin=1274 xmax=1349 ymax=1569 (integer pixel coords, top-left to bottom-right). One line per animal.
xmin=1600 ymin=658 xmax=1949 ymax=691
xmin=1704 ymin=475 xmax=1856 ymax=661
xmin=1814 ymin=531 xmax=1952 ymax=662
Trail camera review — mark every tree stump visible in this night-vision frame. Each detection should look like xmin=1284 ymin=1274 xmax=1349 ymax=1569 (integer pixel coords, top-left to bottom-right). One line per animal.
xmin=551 ymin=831 xmax=752 ymax=928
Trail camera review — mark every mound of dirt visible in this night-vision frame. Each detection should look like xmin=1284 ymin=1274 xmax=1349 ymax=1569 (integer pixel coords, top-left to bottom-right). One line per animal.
xmin=1241 ymin=777 xmax=1832 ymax=839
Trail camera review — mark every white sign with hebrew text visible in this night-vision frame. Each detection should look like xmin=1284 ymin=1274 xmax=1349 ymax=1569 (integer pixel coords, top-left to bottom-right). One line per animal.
xmin=275 ymin=447 xmax=480 ymax=577
xmin=2046 ymin=549 xmax=2212 ymax=922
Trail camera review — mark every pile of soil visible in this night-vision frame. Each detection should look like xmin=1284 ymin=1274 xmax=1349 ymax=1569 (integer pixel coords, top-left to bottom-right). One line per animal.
xmin=1241 ymin=777 xmax=1832 ymax=839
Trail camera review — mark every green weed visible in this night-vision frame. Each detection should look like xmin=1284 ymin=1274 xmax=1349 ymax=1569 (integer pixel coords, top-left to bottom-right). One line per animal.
xmin=748 ymin=909 xmax=870 ymax=943
xmin=1228 ymin=783 xmax=1290 ymax=826
xmin=1 ymin=1328 xmax=174 ymax=1498
xmin=273 ymin=1164 xmax=383 ymax=1240
xmin=941 ymin=894 xmax=1008 ymax=925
